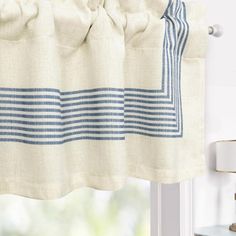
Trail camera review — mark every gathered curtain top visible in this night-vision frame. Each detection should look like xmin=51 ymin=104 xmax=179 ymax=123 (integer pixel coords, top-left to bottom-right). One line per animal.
xmin=0 ymin=0 xmax=188 ymax=47
xmin=0 ymin=0 xmax=171 ymax=42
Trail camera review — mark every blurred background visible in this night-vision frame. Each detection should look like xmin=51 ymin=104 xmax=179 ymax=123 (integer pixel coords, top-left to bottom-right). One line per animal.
xmin=0 ymin=178 xmax=150 ymax=236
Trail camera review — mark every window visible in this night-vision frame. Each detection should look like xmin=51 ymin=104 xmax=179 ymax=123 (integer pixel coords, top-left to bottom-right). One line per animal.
xmin=0 ymin=179 xmax=150 ymax=236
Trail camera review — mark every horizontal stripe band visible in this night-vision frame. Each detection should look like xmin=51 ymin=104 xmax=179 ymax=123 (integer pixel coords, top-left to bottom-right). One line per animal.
xmin=0 ymin=85 xmax=182 ymax=142
xmin=0 ymin=93 xmax=124 ymax=100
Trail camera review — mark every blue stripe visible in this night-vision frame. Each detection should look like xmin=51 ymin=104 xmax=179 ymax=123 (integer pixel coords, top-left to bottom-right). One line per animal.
xmin=0 ymin=106 xmax=124 ymax=113
xmin=125 ymin=121 xmax=177 ymax=127
xmin=125 ymin=99 xmax=172 ymax=104
xmin=125 ymin=109 xmax=175 ymax=116
xmin=0 ymin=93 xmax=124 ymax=100
xmin=0 ymin=105 xmax=174 ymax=113
xmin=125 ymin=115 xmax=176 ymax=121
xmin=125 ymin=106 xmax=175 ymax=110
xmin=61 ymin=88 xmax=124 ymax=95
xmin=124 ymin=126 xmax=178 ymax=133
xmin=159 ymin=0 xmax=188 ymax=136
xmin=0 ymin=100 xmax=124 ymax=106
xmin=0 ymin=98 xmax=176 ymax=106
xmin=61 ymin=94 xmax=124 ymax=101
xmin=0 ymin=86 xmax=184 ymax=95
xmin=62 ymin=100 xmax=124 ymax=107
xmin=0 ymin=112 xmax=124 ymax=119
xmin=124 ymin=88 xmax=163 ymax=93
xmin=124 ymin=93 xmax=170 ymax=99
xmin=62 ymin=106 xmax=124 ymax=113
xmin=0 ymin=131 xmax=126 ymax=139
xmin=125 ymin=131 xmax=182 ymax=138
xmin=0 ymin=119 xmax=124 ymax=126
xmin=0 ymin=87 xmax=60 ymax=93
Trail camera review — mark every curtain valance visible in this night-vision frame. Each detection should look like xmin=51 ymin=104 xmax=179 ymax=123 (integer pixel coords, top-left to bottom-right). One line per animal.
xmin=0 ymin=0 xmax=207 ymax=199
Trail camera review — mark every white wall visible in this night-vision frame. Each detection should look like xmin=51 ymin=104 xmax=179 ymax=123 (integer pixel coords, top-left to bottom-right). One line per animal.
xmin=193 ymin=0 xmax=236 ymax=228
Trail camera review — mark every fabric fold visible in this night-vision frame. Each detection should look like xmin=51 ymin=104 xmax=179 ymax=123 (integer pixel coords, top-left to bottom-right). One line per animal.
xmin=0 ymin=0 xmax=173 ymax=44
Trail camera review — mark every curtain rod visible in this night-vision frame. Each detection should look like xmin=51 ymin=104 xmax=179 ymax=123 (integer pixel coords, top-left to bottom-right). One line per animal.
xmin=208 ymin=24 xmax=223 ymax=37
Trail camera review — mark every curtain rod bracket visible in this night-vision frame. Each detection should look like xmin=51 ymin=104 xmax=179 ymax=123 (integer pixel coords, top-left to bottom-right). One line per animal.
xmin=208 ymin=24 xmax=224 ymax=37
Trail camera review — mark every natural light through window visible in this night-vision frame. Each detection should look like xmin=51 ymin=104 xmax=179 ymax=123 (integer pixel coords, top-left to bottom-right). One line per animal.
xmin=0 ymin=179 xmax=150 ymax=236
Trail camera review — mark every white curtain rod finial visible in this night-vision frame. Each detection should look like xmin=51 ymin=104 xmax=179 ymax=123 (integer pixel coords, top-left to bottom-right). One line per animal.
xmin=208 ymin=24 xmax=224 ymax=37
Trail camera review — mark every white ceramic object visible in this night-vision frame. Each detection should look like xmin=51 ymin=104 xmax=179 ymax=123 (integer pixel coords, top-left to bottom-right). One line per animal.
xmin=216 ymin=140 xmax=236 ymax=172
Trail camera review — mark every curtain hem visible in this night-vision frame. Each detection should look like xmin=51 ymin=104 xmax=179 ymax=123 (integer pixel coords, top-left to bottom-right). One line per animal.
xmin=0 ymin=166 xmax=205 ymax=199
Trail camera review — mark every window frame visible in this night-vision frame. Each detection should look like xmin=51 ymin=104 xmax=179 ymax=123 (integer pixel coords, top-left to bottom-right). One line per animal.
xmin=150 ymin=181 xmax=193 ymax=236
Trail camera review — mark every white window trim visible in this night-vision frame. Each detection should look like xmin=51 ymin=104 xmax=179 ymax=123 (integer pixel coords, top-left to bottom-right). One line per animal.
xmin=150 ymin=181 xmax=193 ymax=236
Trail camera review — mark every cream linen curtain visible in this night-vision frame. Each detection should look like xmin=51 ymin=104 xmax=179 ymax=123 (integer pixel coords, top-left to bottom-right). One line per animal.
xmin=0 ymin=0 xmax=207 ymax=199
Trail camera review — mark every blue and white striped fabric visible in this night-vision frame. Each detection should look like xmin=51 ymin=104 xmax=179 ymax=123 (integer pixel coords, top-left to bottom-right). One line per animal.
xmin=0 ymin=0 xmax=188 ymax=145
xmin=0 ymin=0 xmax=207 ymax=198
